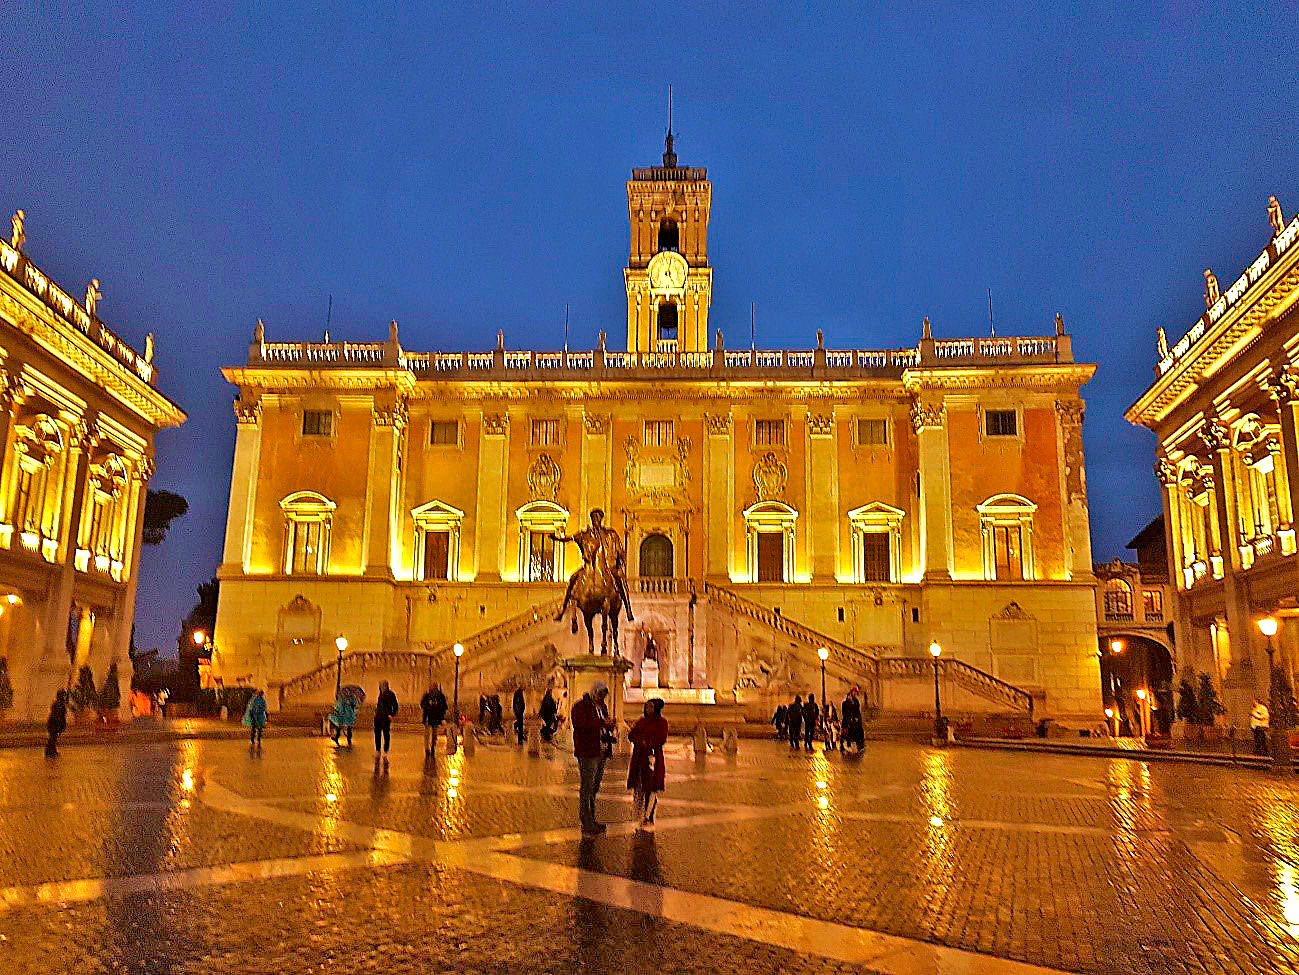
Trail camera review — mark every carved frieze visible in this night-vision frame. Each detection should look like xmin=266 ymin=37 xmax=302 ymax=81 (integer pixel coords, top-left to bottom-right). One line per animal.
xmin=233 ymin=399 xmax=262 ymax=425
xmin=373 ymin=400 xmax=408 ymax=430
xmin=1155 ymin=457 xmax=1179 ymax=487
xmin=1199 ymin=417 xmax=1231 ymax=453
xmin=752 ymin=451 xmax=788 ymax=502
xmin=526 ymin=453 xmax=561 ymax=501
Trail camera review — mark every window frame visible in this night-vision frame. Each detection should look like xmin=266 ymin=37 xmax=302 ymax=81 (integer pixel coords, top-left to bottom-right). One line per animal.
xmin=753 ymin=418 xmax=787 ymax=448
xmin=855 ymin=417 xmax=889 ymax=449
xmin=411 ymin=499 xmax=464 ymax=581
xmin=515 ymin=500 xmax=569 ymax=582
xmin=530 ymin=418 xmax=563 ymax=448
xmin=301 ymin=409 xmax=334 ymax=438
xmin=847 ymin=502 xmax=905 ymax=583
xmin=643 ymin=419 xmax=675 ymax=447
xmin=280 ymin=491 xmax=336 ymax=575
xmin=982 ymin=408 xmax=1020 ymax=440
xmin=428 ymin=419 xmax=460 ymax=447
xmin=742 ymin=500 xmax=798 ymax=583
xmin=977 ymin=494 xmax=1036 ymax=580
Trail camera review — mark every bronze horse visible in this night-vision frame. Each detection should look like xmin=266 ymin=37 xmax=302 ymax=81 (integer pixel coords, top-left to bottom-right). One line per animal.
xmin=552 ymin=509 xmax=632 ymax=656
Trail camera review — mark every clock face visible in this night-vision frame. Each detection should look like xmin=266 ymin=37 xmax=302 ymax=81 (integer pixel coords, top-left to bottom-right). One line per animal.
xmin=648 ymin=251 xmax=688 ymax=291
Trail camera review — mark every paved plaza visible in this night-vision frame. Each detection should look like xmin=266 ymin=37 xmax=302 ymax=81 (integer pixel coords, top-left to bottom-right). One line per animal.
xmin=2 ymin=734 xmax=1299 ymax=974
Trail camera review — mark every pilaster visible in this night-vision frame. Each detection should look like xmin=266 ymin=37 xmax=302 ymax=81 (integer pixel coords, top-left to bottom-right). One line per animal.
xmin=1156 ymin=456 xmax=1189 ymax=665
xmin=1054 ymin=399 xmax=1092 ymax=578
xmin=580 ymin=412 xmax=611 ymax=520
xmin=911 ymin=398 xmax=952 ymax=580
xmin=363 ymin=398 xmax=405 ymax=576
xmin=220 ymin=397 xmax=262 ymax=572
xmin=474 ymin=411 xmax=509 ymax=581
xmin=807 ymin=410 xmax=838 ymax=581
xmin=703 ymin=411 xmax=733 ymax=580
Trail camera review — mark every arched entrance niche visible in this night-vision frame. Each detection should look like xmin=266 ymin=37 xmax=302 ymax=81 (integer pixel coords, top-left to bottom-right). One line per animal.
xmin=1099 ymin=633 xmax=1174 ymax=735
xmin=639 ymin=533 xmax=673 ymax=578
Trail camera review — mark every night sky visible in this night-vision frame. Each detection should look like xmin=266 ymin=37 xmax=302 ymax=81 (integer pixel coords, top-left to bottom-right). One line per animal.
xmin=5 ymin=5 xmax=1296 ymax=656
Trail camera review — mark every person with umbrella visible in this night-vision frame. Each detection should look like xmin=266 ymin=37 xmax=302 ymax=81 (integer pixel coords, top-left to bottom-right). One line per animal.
xmin=330 ymin=685 xmax=362 ymax=747
xmin=243 ymin=689 xmax=269 ymax=749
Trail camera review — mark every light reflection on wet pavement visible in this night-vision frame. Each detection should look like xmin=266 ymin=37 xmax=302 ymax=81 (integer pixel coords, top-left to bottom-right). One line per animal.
xmin=1 ymin=735 xmax=1298 ymax=973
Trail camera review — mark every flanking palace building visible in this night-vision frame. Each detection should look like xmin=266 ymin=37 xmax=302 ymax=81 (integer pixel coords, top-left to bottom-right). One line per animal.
xmin=214 ymin=140 xmax=1102 ymax=724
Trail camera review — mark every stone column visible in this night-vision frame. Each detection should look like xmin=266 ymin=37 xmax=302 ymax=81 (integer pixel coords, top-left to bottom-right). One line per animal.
xmin=911 ymin=398 xmax=952 ymax=580
xmin=109 ymin=466 xmax=150 ymax=717
xmin=1201 ymin=418 xmax=1264 ymax=721
xmin=1269 ymin=368 xmax=1299 ymax=550
xmin=1054 ymin=400 xmax=1093 ymax=579
xmin=1156 ymin=457 xmax=1190 ymax=666
xmin=807 ymin=410 xmax=838 ymax=582
xmin=363 ymin=399 xmax=405 ymax=576
xmin=703 ymin=412 xmax=733 ymax=581
xmin=220 ymin=398 xmax=262 ymax=573
xmin=474 ymin=412 xmax=509 ymax=581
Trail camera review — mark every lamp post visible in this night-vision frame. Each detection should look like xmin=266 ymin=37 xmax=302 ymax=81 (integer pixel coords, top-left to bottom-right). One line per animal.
xmin=334 ymin=635 xmax=347 ymax=698
xmin=929 ymin=641 xmax=944 ymax=744
xmin=817 ymin=646 xmax=829 ymax=745
xmin=1108 ymin=639 xmax=1125 ymax=734
xmin=1104 ymin=706 xmax=1116 ymax=737
xmin=1135 ymin=687 xmax=1148 ymax=738
xmin=1258 ymin=617 xmax=1290 ymax=769
xmin=453 ymin=642 xmax=464 ymax=723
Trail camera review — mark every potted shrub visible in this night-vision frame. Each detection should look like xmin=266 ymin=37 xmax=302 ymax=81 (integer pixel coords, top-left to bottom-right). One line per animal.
xmin=1175 ymin=673 xmax=1198 ymax=738
xmin=97 ymin=662 xmax=122 ymax=729
xmin=1194 ymin=673 xmax=1225 ymax=742
xmin=69 ymin=665 xmax=98 ymax=723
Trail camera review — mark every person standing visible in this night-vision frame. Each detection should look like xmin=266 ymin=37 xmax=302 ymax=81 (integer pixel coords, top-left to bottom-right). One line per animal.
xmin=822 ymin=701 xmax=839 ymax=751
xmin=540 ymin=688 xmax=559 ymax=742
xmin=512 ymin=686 xmax=526 ymax=745
xmin=788 ymin=694 xmax=803 ymax=749
xmin=374 ymin=680 xmax=399 ymax=760
xmin=571 ymin=682 xmax=615 ymax=835
xmin=243 ymin=689 xmax=268 ymax=748
xmin=420 ymin=683 xmax=448 ymax=755
xmin=803 ymin=694 xmax=818 ymax=750
xmin=772 ymin=704 xmax=788 ymax=739
xmin=1251 ymin=699 xmax=1270 ymax=756
xmin=841 ymin=687 xmax=864 ymax=753
xmin=628 ymin=698 xmax=668 ymax=830
xmin=330 ymin=691 xmax=357 ymax=747
xmin=45 ymin=690 xmax=68 ymax=757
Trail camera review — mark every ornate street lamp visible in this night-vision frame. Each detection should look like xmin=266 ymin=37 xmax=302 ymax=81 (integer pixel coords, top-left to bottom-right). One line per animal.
xmin=453 ymin=642 xmax=465 ymax=722
xmin=334 ymin=635 xmax=348 ymax=698
xmin=1258 ymin=617 xmax=1290 ymax=768
xmin=817 ymin=646 xmax=829 ymax=745
xmin=929 ymin=642 xmax=944 ymax=744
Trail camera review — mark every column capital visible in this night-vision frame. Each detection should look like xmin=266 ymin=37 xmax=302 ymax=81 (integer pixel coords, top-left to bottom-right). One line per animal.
xmin=482 ymin=412 xmax=509 ymax=437
xmin=1266 ymin=365 xmax=1299 ymax=406
xmin=704 ymin=411 xmax=731 ymax=437
xmin=1199 ymin=417 xmax=1232 ymax=453
xmin=583 ymin=413 xmax=610 ymax=436
xmin=233 ymin=398 xmax=262 ymax=425
xmin=1054 ymin=398 xmax=1085 ymax=426
xmin=372 ymin=399 xmax=408 ymax=430
xmin=909 ymin=398 xmax=945 ymax=432
xmin=807 ymin=411 xmax=834 ymax=438
xmin=1155 ymin=456 xmax=1179 ymax=487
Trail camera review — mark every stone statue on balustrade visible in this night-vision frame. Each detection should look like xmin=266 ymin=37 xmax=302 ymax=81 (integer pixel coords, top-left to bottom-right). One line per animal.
xmin=551 ymin=509 xmax=634 ymax=656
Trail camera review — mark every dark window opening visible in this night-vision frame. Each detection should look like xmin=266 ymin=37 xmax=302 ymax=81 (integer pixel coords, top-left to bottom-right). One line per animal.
xmin=985 ymin=409 xmax=1018 ymax=437
xmin=657 ymin=301 xmax=678 ymax=342
xmin=639 ymin=533 xmax=673 ymax=577
xmin=658 ymin=218 xmax=679 ymax=252
xmin=756 ymin=532 xmax=784 ymax=582
xmin=860 ymin=532 xmax=891 ymax=582
xmin=302 ymin=410 xmax=333 ymax=436
xmin=837 ymin=607 xmax=845 ymax=622
xmin=911 ymin=607 xmax=920 ymax=623
xmin=423 ymin=530 xmax=450 ymax=581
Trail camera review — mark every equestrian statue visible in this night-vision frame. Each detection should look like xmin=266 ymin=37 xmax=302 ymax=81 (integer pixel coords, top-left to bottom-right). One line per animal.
xmin=551 ymin=509 xmax=634 ymax=655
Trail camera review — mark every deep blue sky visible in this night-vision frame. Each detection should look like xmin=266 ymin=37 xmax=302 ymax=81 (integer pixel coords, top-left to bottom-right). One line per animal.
xmin=5 ymin=4 xmax=1296 ymax=655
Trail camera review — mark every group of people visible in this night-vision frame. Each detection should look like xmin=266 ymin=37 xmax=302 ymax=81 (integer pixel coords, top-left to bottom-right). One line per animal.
xmin=571 ymin=682 xmax=667 ymax=835
xmin=772 ymin=686 xmax=867 ymax=753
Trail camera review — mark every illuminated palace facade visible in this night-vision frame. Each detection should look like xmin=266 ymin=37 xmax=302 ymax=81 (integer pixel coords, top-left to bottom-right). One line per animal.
xmin=1129 ymin=197 xmax=1299 ymax=725
xmin=0 ymin=215 xmax=185 ymax=720
xmin=215 ymin=142 xmax=1101 ymax=722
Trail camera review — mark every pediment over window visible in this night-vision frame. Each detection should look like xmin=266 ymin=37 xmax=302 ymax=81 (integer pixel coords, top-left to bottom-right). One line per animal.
xmin=412 ymin=499 xmax=464 ymax=523
xmin=847 ymin=501 xmax=905 ymax=524
xmin=280 ymin=491 xmax=336 ymax=514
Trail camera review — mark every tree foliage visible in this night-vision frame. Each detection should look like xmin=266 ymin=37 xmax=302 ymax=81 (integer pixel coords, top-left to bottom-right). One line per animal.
xmin=1195 ymin=673 xmax=1225 ymax=726
xmin=1175 ymin=674 xmax=1198 ymax=723
xmin=142 ymin=490 xmax=189 ymax=545
xmin=98 ymin=662 xmax=121 ymax=712
xmin=69 ymin=664 xmax=97 ymax=713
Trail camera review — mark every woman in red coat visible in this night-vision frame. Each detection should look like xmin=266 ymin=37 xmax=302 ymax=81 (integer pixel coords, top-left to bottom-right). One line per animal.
xmin=627 ymin=698 xmax=668 ymax=829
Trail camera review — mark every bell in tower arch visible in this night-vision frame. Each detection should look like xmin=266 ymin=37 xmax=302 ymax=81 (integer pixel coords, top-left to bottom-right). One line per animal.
xmin=658 ymin=217 xmax=679 ymax=253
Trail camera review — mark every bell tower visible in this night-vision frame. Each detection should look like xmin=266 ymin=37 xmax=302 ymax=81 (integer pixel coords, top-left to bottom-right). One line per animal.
xmin=625 ymin=128 xmax=713 ymax=354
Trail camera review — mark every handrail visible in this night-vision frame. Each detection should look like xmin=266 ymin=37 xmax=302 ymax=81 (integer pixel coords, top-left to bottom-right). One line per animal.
xmin=277 ymin=649 xmax=439 ymax=707
xmin=878 ymin=657 xmax=1033 ymax=714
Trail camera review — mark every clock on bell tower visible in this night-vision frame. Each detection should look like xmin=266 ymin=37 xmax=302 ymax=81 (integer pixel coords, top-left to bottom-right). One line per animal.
xmin=625 ymin=129 xmax=713 ymax=354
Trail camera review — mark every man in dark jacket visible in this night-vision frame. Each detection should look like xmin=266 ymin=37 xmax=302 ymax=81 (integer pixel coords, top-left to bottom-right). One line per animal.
xmin=540 ymin=689 xmax=558 ymax=742
xmin=772 ymin=704 xmax=788 ymax=739
xmin=788 ymin=694 xmax=803 ymax=749
xmin=571 ymin=683 xmax=615 ymax=835
xmin=512 ymin=687 xmax=527 ymax=745
xmin=803 ymin=694 xmax=818 ymax=750
xmin=374 ymin=681 xmax=399 ymax=760
xmin=841 ymin=687 xmax=864 ymax=753
xmin=419 ymin=683 xmax=448 ymax=755
xmin=45 ymin=690 xmax=68 ymax=757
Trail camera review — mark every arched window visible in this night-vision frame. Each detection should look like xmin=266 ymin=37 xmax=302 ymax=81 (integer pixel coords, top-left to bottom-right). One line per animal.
xmin=639 ymin=533 xmax=673 ymax=577
xmin=280 ymin=491 xmax=335 ymax=575
xmin=977 ymin=494 xmax=1036 ymax=580
xmin=7 ymin=414 xmax=64 ymax=551
xmin=516 ymin=500 xmax=568 ymax=582
xmin=658 ymin=218 xmax=679 ymax=253
xmin=657 ymin=301 xmax=678 ymax=347
xmin=1103 ymin=578 xmax=1133 ymax=620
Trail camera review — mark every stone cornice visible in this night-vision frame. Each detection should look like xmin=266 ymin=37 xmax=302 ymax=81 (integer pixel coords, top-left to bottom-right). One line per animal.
xmin=0 ymin=283 xmax=185 ymax=430
xmin=900 ymin=364 xmax=1095 ymax=393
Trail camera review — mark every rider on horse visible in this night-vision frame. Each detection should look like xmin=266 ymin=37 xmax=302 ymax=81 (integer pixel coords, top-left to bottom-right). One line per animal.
xmin=551 ymin=509 xmax=635 ymax=623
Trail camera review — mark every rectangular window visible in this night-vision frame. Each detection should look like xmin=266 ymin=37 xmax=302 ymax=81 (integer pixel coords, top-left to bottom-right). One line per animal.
xmin=860 ymin=531 xmax=891 ymax=582
xmin=526 ymin=530 xmax=556 ymax=581
xmin=423 ymin=530 xmax=450 ymax=580
xmin=531 ymin=419 xmax=561 ymax=446
xmin=302 ymin=410 xmax=333 ymax=437
xmin=644 ymin=420 xmax=674 ymax=447
xmin=429 ymin=421 xmax=458 ymax=446
xmin=984 ymin=409 xmax=1017 ymax=437
xmin=1143 ymin=589 xmax=1164 ymax=618
xmin=755 ymin=419 xmax=785 ymax=447
xmin=992 ymin=524 xmax=1023 ymax=580
xmin=756 ymin=531 xmax=784 ymax=582
xmin=291 ymin=521 xmax=325 ymax=575
xmin=857 ymin=418 xmax=888 ymax=447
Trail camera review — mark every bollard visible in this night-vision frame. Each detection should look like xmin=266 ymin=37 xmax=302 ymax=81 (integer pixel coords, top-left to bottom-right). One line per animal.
xmin=693 ymin=723 xmax=708 ymax=754
xmin=723 ymin=726 xmax=738 ymax=755
xmin=446 ymin=725 xmax=459 ymax=755
xmin=526 ymin=725 xmax=542 ymax=756
xmin=462 ymin=725 xmax=477 ymax=756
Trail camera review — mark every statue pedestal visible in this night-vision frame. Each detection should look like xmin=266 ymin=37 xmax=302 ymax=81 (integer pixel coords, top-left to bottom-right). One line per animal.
xmin=561 ymin=655 xmax=633 ymax=738
xmin=641 ymin=659 xmax=660 ymax=689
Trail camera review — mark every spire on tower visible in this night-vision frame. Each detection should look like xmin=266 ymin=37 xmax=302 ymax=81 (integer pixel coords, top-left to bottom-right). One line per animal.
xmin=662 ymin=85 xmax=677 ymax=168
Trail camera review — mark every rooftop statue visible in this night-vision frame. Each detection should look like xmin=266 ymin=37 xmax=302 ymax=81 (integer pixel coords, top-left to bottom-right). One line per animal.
xmin=10 ymin=210 xmax=24 ymax=251
xmin=85 ymin=278 xmax=102 ymax=317
xmin=1157 ymin=327 xmax=1169 ymax=360
xmin=1204 ymin=268 xmax=1219 ymax=307
xmin=1270 ymin=196 xmax=1286 ymax=237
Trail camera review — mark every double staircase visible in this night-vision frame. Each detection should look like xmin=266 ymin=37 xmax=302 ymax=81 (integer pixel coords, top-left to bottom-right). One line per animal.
xmin=275 ymin=580 xmax=1034 ymax=721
